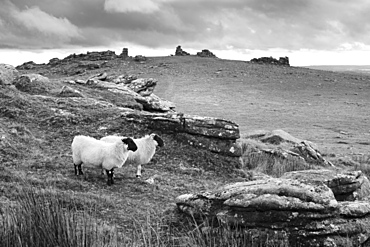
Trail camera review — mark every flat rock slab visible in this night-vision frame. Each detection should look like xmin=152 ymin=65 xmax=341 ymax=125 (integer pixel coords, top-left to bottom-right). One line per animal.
xmin=176 ymin=178 xmax=370 ymax=246
xmin=282 ymin=169 xmax=370 ymax=201
xmin=128 ymin=111 xmax=241 ymax=156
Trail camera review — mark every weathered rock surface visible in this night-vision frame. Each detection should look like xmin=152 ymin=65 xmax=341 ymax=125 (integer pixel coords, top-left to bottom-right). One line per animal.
xmin=175 ymin=45 xmax=190 ymax=56
xmin=251 ymin=56 xmax=290 ymax=66
xmin=58 ymin=86 xmax=84 ymax=98
xmin=126 ymin=78 xmax=157 ymax=96
xmin=176 ymin=177 xmax=370 ymax=246
xmin=13 ymin=74 xmax=50 ymax=94
xmin=134 ymin=55 xmax=147 ymax=62
xmin=246 ymin=129 xmax=333 ymax=167
xmin=0 ymin=64 xmax=19 ymax=85
xmin=86 ymin=79 xmax=175 ymax=112
xmin=197 ymin=49 xmax=217 ymax=58
xmin=15 ymin=61 xmax=41 ymax=70
xmin=282 ymin=169 xmax=370 ymax=201
xmin=125 ymin=111 xmax=241 ymax=156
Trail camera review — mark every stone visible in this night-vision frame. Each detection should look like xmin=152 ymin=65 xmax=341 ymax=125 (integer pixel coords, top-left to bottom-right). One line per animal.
xmin=176 ymin=178 xmax=370 ymax=246
xmin=282 ymin=169 xmax=370 ymax=201
xmin=130 ymin=112 xmax=241 ymax=157
xmin=89 ymin=72 xmax=108 ymax=81
xmin=120 ymin=48 xmax=128 ymax=58
xmin=126 ymin=78 xmax=157 ymax=96
xmin=0 ymin=64 xmax=19 ymax=85
xmin=246 ymin=129 xmax=333 ymax=167
xmin=146 ymin=113 xmax=240 ymax=140
xmin=15 ymin=61 xmax=39 ymax=70
xmin=250 ymin=56 xmax=290 ymax=66
xmin=111 ymin=74 xmax=138 ymax=84
xmin=135 ymin=93 xmax=176 ymax=112
xmin=175 ymin=46 xmax=190 ymax=56
xmin=260 ymin=129 xmax=302 ymax=144
xmin=13 ymin=74 xmax=50 ymax=94
xmin=85 ymin=79 xmax=175 ymax=112
xmin=48 ymin=58 xmax=61 ymax=66
xmin=58 ymin=86 xmax=84 ymax=97
xmin=197 ymin=49 xmax=217 ymax=58
xmin=134 ymin=55 xmax=147 ymax=62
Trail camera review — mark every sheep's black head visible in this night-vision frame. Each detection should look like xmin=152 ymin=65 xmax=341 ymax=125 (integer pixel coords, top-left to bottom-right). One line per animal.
xmin=122 ymin=138 xmax=138 ymax=152
xmin=151 ymin=133 xmax=164 ymax=147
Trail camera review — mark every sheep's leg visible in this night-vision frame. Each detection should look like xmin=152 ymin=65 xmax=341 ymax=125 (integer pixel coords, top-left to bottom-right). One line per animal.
xmin=136 ymin=164 xmax=142 ymax=178
xmin=78 ymin=164 xmax=83 ymax=175
xmin=74 ymin=164 xmax=83 ymax=176
xmin=106 ymin=169 xmax=114 ymax=186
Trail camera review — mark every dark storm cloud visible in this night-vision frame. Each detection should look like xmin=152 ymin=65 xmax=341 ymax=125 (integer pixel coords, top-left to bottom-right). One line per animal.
xmin=1 ymin=0 xmax=370 ymax=51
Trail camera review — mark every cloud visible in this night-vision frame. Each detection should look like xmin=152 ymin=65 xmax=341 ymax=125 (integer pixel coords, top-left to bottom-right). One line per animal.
xmin=0 ymin=0 xmax=82 ymax=49
xmin=104 ymin=0 xmax=163 ymax=13
xmin=1 ymin=0 xmax=370 ymax=55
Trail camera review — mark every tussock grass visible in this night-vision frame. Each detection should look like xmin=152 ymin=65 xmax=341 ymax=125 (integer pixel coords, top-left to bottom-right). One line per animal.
xmin=350 ymin=154 xmax=370 ymax=177
xmin=0 ymin=188 xmax=118 ymax=247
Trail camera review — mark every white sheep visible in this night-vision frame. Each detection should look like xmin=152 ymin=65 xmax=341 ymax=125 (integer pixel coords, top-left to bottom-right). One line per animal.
xmin=100 ymin=133 xmax=164 ymax=178
xmin=71 ymin=135 xmax=137 ymax=185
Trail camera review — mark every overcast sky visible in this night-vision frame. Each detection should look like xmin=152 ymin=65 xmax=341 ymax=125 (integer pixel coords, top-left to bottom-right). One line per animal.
xmin=1 ymin=0 xmax=370 ymax=66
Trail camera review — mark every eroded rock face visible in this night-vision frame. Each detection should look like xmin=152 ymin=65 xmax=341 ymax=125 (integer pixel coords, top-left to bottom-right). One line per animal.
xmin=196 ymin=49 xmax=217 ymax=58
xmin=0 ymin=64 xmax=19 ymax=85
xmin=250 ymin=56 xmax=290 ymax=66
xmin=126 ymin=78 xmax=157 ymax=96
xmin=282 ymin=169 xmax=370 ymax=201
xmin=175 ymin=46 xmax=190 ymax=56
xmin=176 ymin=178 xmax=370 ymax=246
xmin=133 ymin=112 xmax=241 ymax=156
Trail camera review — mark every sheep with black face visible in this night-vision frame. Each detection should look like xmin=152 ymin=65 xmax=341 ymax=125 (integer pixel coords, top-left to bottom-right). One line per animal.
xmin=71 ymin=135 xmax=137 ymax=185
xmin=100 ymin=133 xmax=164 ymax=178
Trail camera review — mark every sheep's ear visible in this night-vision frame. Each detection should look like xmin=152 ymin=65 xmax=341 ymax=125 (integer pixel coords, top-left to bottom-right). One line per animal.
xmin=121 ymin=138 xmax=138 ymax=152
xmin=152 ymin=134 xmax=164 ymax=147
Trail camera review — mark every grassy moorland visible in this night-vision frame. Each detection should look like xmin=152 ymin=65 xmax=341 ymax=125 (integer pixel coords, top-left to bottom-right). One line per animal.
xmin=1 ymin=55 xmax=370 ymax=246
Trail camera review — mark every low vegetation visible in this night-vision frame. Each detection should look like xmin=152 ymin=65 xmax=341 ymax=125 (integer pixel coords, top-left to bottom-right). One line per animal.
xmin=1 ymin=55 xmax=369 ymax=246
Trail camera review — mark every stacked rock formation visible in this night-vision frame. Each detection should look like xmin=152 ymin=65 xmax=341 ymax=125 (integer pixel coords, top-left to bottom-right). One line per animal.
xmin=120 ymin=48 xmax=128 ymax=58
xmin=197 ymin=49 xmax=217 ymax=58
xmin=250 ymin=56 xmax=290 ymax=66
xmin=175 ymin=46 xmax=190 ymax=56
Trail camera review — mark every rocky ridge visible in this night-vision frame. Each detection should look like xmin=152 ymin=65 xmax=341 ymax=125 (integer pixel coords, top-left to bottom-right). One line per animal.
xmin=4 ymin=59 xmax=242 ymax=158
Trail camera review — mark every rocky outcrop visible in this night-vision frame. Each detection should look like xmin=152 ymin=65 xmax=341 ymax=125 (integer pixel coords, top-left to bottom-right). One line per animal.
xmin=176 ymin=176 xmax=370 ymax=246
xmin=15 ymin=61 xmax=42 ymax=70
xmin=0 ymin=64 xmax=19 ymax=85
xmin=85 ymin=79 xmax=175 ymax=112
xmin=63 ymin=50 xmax=117 ymax=62
xmin=251 ymin=56 xmax=290 ymax=66
xmin=282 ymin=169 xmax=370 ymax=201
xmin=58 ymin=86 xmax=84 ymax=98
xmin=119 ymin=48 xmax=128 ymax=58
xmin=110 ymin=74 xmax=138 ymax=84
xmin=13 ymin=74 xmax=50 ymax=94
xmin=197 ymin=49 xmax=217 ymax=58
xmin=175 ymin=46 xmax=190 ymax=56
xmin=134 ymin=55 xmax=147 ymax=62
xmin=244 ymin=129 xmax=333 ymax=167
xmin=125 ymin=111 xmax=241 ymax=157
xmin=66 ymin=72 xmax=241 ymax=157
xmin=125 ymin=78 xmax=157 ymax=96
